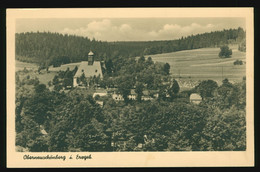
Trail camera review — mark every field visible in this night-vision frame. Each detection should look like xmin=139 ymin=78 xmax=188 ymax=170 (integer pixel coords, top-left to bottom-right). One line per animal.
xmin=145 ymin=45 xmax=246 ymax=85
xmin=15 ymin=61 xmax=38 ymax=71
xmin=16 ymin=61 xmax=57 ymax=86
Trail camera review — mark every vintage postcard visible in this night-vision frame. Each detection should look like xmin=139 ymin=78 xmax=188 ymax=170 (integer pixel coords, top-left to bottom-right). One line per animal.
xmin=6 ymin=8 xmax=254 ymax=167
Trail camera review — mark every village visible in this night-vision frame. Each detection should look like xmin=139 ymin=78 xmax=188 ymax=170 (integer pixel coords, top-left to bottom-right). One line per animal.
xmin=41 ymin=51 xmax=202 ymax=106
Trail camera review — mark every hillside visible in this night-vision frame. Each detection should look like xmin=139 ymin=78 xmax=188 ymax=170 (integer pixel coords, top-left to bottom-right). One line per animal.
xmin=146 ymin=45 xmax=246 ymax=84
xmin=15 ymin=28 xmax=245 ymax=66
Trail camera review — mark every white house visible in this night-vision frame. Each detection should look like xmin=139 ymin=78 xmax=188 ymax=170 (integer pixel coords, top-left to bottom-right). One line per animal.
xmin=112 ymin=93 xmax=124 ymax=101
xmin=190 ymin=93 xmax=202 ymax=104
xmin=128 ymin=89 xmax=137 ymax=100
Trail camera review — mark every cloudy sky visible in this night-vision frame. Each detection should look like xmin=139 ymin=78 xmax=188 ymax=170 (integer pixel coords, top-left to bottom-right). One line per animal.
xmin=16 ymin=18 xmax=245 ymax=41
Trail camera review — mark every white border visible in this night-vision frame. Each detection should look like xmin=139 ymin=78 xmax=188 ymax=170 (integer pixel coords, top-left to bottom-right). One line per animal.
xmin=6 ymin=8 xmax=254 ymax=167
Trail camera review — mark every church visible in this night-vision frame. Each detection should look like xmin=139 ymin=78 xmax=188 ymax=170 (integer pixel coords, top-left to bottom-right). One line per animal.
xmin=73 ymin=51 xmax=103 ymax=87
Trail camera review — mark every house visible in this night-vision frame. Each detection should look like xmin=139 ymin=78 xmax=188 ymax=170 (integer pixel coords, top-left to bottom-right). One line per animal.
xmin=107 ymin=88 xmax=117 ymax=94
xmin=73 ymin=51 xmax=103 ymax=87
xmin=92 ymin=90 xmax=107 ymax=107
xmin=111 ymin=89 xmax=136 ymax=101
xmin=141 ymin=90 xmax=152 ymax=101
xmin=93 ymin=89 xmax=108 ymax=98
xmin=112 ymin=93 xmax=124 ymax=101
xmin=111 ymin=89 xmax=159 ymax=101
xmin=40 ymin=125 xmax=48 ymax=136
xmin=190 ymin=93 xmax=202 ymax=104
xmin=96 ymin=101 xmax=104 ymax=107
xmin=128 ymin=89 xmax=137 ymax=100
xmin=109 ymin=88 xmax=124 ymax=101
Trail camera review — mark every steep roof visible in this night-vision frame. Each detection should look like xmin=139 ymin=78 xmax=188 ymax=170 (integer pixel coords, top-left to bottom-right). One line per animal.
xmin=74 ymin=61 xmax=103 ymax=78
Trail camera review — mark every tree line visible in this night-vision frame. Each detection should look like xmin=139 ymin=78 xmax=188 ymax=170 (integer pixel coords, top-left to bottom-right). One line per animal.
xmin=15 ymin=27 xmax=245 ymax=67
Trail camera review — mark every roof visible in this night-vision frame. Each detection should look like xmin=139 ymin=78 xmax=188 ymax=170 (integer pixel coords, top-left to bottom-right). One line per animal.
xmin=74 ymin=61 xmax=103 ymax=78
xmin=93 ymin=90 xmax=107 ymax=98
xmin=142 ymin=90 xmax=149 ymax=96
xmin=96 ymin=101 xmax=104 ymax=106
xmin=129 ymin=90 xmax=154 ymax=96
xmin=40 ymin=129 xmax=48 ymax=135
xmin=88 ymin=51 xmax=94 ymax=56
xmin=39 ymin=125 xmax=48 ymax=135
xmin=190 ymin=93 xmax=202 ymax=100
xmin=130 ymin=89 xmax=136 ymax=95
xmin=93 ymin=92 xmax=107 ymax=97
xmin=95 ymin=89 xmax=107 ymax=93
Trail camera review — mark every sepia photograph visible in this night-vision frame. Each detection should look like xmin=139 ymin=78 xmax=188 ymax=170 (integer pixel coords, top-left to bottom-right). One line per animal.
xmin=6 ymin=8 xmax=254 ymax=167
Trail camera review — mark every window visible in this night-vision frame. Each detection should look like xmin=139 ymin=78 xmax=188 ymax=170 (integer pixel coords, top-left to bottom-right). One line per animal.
xmin=82 ymin=69 xmax=84 ymax=72
xmin=95 ymin=69 xmax=98 ymax=73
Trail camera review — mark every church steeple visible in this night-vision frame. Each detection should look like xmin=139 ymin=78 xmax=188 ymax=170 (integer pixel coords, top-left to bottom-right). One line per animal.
xmin=88 ymin=51 xmax=94 ymax=65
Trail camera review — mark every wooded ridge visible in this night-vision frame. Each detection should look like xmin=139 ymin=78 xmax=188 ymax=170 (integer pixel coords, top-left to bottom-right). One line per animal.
xmin=15 ymin=27 xmax=245 ymax=66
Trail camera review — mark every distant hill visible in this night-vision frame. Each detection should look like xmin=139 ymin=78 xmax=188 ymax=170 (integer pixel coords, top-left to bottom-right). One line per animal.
xmin=15 ymin=27 xmax=245 ymax=66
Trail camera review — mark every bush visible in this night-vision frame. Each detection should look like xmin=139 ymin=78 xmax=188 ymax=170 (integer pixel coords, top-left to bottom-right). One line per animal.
xmin=195 ymin=80 xmax=218 ymax=99
xmin=233 ymin=60 xmax=243 ymax=65
xmin=219 ymin=45 xmax=232 ymax=58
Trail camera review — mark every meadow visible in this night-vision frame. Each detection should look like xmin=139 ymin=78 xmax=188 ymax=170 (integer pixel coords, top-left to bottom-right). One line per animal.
xmin=15 ymin=61 xmax=38 ymax=71
xmin=15 ymin=61 xmax=81 ymax=86
xmin=145 ymin=45 xmax=246 ymax=85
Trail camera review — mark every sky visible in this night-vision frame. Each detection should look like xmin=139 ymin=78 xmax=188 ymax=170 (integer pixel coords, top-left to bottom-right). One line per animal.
xmin=16 ymin=18 xmax=245 ymax=42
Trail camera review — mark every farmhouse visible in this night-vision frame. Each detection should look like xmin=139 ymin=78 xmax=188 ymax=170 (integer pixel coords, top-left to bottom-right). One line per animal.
xmin=73 ymin=51 xmax=103 ymax=87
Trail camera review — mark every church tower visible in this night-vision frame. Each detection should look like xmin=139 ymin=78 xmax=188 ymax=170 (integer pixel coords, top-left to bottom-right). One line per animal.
xmin=73 ymin=50 xmax=103 ymax=87
xmin=88 ymin=51 xmax=94 ymax=65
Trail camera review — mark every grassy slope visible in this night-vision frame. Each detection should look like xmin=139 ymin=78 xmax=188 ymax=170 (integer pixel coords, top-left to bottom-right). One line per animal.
xmin=145 ymin=45 xmax=246 ymax=84
xmin=16 ymin=61 xmax=81 ymax=86
xmin=16 ymin=61 xmax=56 ymax=86
xmin=15 ymin=61 xmax=38 ymax=72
